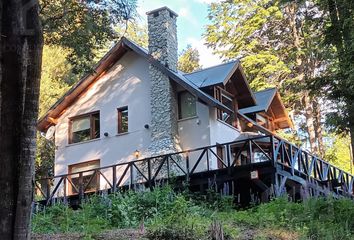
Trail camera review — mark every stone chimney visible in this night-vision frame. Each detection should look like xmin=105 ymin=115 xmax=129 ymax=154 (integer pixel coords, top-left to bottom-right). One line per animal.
xmin=146 ymin=7 xmax=180 ymax=155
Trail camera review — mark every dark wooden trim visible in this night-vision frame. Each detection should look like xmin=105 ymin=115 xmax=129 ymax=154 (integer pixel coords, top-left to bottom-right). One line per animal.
xmin=68 ymin=111 xmax=100 ymax=144
xmin=117 ymin=106 xmax=128 ymax=134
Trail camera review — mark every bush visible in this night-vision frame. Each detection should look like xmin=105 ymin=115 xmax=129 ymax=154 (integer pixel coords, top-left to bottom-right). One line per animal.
xmin=32 ymin=188 xmax=354 ymax=240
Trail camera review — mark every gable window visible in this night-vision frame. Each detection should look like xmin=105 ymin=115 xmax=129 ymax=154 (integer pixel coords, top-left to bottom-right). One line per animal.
xmin=178 ymin=91 xmax=196 ymax=119
xmin=215 ymin=88 xmax=236 ymax=127
xmin=68 ymin=160 xmax=100 ymax=194
xmin=118 ymin=106 xmax=128 ymax=134
xmin=69 ymin=112 xmax=100 ymax=144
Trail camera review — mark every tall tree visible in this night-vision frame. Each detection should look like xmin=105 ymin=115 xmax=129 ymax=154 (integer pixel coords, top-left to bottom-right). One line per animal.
xmin=36 ymin=0 xmax=138 ymax=179
xmin=39 ymin=0 xmax=137 ymax=74
xmin=0 ymin=0 xmax=43 ymax=239
xmin=205 ymin=0 xmax=327 ymax=155
xmin=316 ymin=0 xmax=354 ymax=160
xmin=178 ymin=45 xmax=201 ymax=73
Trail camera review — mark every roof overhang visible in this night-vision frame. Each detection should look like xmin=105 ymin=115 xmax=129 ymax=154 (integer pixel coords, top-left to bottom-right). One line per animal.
xmin=37 ymin=37 xmax=232 ymax=132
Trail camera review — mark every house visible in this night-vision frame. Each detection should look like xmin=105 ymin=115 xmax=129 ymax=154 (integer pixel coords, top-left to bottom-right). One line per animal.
xmin=37 ymin=7 xmax=292 ymax=193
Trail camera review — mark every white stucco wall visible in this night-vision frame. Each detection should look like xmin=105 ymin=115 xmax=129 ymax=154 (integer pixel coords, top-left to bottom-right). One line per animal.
xmin=209 ymin=108 xmax=241 ymax=169
xmin=54 ymin=51 xmax=152 ymax=178
xmin=51 ymin=51 xmax=242 ymax=196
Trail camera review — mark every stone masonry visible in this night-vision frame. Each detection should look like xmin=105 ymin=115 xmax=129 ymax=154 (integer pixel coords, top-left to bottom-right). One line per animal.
xmin=146 ymin=7 xmax=180 ymax=155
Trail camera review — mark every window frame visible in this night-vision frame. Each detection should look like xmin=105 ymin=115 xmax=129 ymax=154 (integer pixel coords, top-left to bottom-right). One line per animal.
xmin=178 ymin=90 xmax=197 ymax=120
xmin=214 ymin=87 xmax=238 ymax=128
xmin=68 ymin=111 xmax=100 ymax=144
xmin=68 ymin=159 xmax=100 ymax=195
xmin=117 ymin=106 xmax=128 ymax=134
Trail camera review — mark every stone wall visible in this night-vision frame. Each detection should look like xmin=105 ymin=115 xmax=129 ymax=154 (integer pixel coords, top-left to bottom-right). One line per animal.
xmin=147 ymin=7 xmax=180 ymax=155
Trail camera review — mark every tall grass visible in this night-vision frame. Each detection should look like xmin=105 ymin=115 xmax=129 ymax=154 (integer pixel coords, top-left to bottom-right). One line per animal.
xmin=32 ymin=187 xmax=354 ymax=239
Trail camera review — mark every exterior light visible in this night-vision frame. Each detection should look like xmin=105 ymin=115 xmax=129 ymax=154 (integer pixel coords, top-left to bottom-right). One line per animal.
xmin=247 ymin=122 xmax=254 ymax=128
xmin=134 ymin=150 xmax=140 ymax=159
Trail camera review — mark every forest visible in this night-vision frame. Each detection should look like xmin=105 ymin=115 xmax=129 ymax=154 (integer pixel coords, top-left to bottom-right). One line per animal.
xmin=0 ymin=0 xmax=353 ymax=239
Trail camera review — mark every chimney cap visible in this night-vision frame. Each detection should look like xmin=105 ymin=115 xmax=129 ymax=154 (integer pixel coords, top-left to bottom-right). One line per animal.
xmin=146 ymin=6 xmax=178 ymax=17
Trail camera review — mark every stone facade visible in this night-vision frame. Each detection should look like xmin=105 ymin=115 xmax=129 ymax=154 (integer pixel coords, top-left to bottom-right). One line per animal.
xmin=147 ymin=7 xmax=180 ymax=155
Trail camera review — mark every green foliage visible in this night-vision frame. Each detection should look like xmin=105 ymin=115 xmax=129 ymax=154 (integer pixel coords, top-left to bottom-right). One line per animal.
xmin=40 ymin=0 xmax=137 ymax=74
xmin=177 ymin=45 xmax=201 ymax=73
xmin=36 ymin=45 xmax=73 ymax=178
xmin=32 ymin=187 xmax=354 ymax=240
xmin=325 ymin=133 xmax=353 ymax=174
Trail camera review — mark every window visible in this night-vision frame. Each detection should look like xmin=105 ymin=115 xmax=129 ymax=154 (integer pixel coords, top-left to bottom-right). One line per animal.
xmin=68 ymin=160 xmax=100 ymax=194
xmin=215 ymin=88 xmax=236 ymax=126
xmin=256 ymin=114 xmax=269 ymax=129
xmin=118 ymin=107 xmax=128 ymax=134
xmin=69 ymin=112 xmax=100 ymax=144
xmin=178 ymin=91 xmax=196 ymax=119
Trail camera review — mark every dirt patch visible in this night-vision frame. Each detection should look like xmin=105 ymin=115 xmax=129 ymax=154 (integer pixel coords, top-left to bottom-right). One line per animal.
xmin=32 ymin=229 xmax=147 ymax=240
xmin=236 ymin=226 xmax=300 ymax=240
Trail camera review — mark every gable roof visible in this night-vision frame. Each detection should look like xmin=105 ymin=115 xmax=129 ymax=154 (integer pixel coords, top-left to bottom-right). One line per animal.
xmin=37 ymin=37 xmax=233 ymax=131
xmin=239 ymin=88 xmax=277 ymax=114
xmin=183 ymin=61 xmax=238 ymax=88
xmin=183 ymin=60 xmax=256 ymax=108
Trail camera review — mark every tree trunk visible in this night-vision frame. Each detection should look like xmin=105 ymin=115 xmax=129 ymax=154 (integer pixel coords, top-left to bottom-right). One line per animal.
xmin=285 ymin=2 xmax=319 ymax=154
xmin=313 ymin=99 xmax=324 ymax=156
xmin=0 ymin=1 xmax=43 ymax=239
xmin=303 ymin=93 xmax=318 ymax=154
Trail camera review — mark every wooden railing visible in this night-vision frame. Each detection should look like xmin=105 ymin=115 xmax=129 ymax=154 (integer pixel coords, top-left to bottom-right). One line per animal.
xmin=34 ymin=135 xmax=354 ymax=205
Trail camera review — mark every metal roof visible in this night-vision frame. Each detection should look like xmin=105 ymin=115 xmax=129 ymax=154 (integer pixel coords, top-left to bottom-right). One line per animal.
xmin=239 ymin=88 xmax=277 ymax=114
xmin=183 ymin=60 xmax=239 ymax=88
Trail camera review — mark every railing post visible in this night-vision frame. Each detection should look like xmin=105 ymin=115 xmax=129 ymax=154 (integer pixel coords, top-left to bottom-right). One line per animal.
xmin=226 ymin=144 xmax=231 ymax=168
xmin=270 ymin=136 xmax=275 ymax=166
xmin=148 ymin=158 xmax=152 ymax=190
xmin=167 ymin=156 xmax=170 ymax=180
xmin=79 ymin=172 xmax=84 ymax=203
xmin=248 ymin=139 xmax=253 ymax=164
xmin=63 ymin=177 xmax=67 ymax=204
xmin=112 ymin=166 xmax=117 ymax=193
xmin=186 ymin=153 xmax=190 ymax=181
xmin=130 ymin=162 xmax=134 ymax=190
xmin=46 ymin=178 xmax=51 ymax=202
xmin=206 ymin=149 xmax=210 ymax=171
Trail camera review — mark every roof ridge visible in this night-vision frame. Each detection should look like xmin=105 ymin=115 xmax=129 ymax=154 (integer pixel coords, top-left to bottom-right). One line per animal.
xmin=254 ymin=87 xmax=277 ymax=94
xmin=183 ymin=59 xmax=239 ymax=75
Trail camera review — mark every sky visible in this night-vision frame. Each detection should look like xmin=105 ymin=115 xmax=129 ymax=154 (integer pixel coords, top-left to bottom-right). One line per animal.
xmin=136 ymin=0 xmax=222 ymax=68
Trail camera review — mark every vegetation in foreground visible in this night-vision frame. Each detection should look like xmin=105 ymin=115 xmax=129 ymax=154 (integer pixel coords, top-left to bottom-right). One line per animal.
xmin=32 ymin=187 xmax=354 ymax=240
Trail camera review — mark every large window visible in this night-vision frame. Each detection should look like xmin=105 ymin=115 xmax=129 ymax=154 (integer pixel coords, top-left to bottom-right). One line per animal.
xmin=68 ymin=160 xmax=100 ymax=194
xmin=178 ymin=91 xmax=196 ymax=119
xmin=215 ymin=88 xmax=236 ymax=127
xmin=69 ymin=112 xmax=100 ymax=144
xmin=118 ymin=106 xmax=128 ymax=134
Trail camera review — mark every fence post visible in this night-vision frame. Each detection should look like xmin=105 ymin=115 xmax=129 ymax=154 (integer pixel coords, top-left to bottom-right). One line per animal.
xmin=148 ymin=158 xmax=152 ymax=190
xmin=186 ymin=153 xmax=190 ymax=181
xmin=63 ymin=177 xmax=67 ymax=204
xmin=112 ymin=166 xmax=117 ymax=193
xmin=46 ymin=178 xmax=51 ymax=203
xmin=79 ymin=172 xmax=84 ymax=203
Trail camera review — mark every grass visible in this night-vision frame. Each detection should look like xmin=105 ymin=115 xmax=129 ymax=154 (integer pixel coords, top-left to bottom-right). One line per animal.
xmin=32 ymin=186 xmax=354 ymax=240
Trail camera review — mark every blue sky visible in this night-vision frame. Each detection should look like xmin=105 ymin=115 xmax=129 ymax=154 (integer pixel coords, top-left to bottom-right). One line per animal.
xmin=136 ymin=0 xmax=222 ymax=67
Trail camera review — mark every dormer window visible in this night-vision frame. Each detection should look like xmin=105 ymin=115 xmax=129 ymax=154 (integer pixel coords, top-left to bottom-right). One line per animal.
xmin=69 ymin=112 xmax=100 ymax=144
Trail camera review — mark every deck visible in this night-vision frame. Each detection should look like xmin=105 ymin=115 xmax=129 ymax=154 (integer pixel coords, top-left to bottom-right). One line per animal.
xmin=34 ymin=135 xmax=354 ymax=207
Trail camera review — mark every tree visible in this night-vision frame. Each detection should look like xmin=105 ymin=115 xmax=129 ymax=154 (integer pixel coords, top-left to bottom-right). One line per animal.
xmin=178 ymin=45 xmax=201 ymax=73
xmin=36 ymin=46 xmax=72 ymax=179
xmin=0 ymin=0 xmax=43 ymax=239
xmin=315 ymin=0 xmax=354 ymax=160
xmin=205 ymin=0 xmax=328 ymax=155
xmin=39 ymin=0 xmax=137 ymax=74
